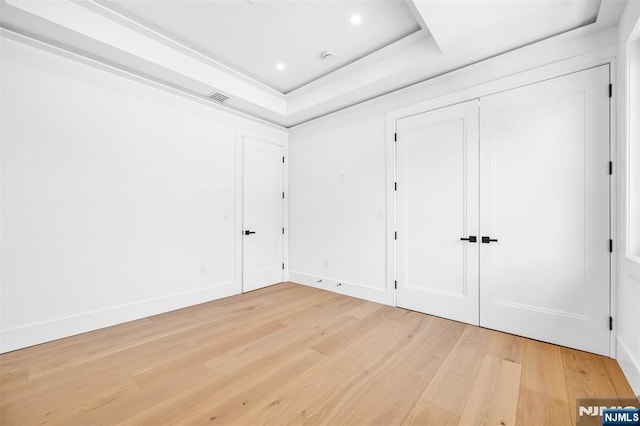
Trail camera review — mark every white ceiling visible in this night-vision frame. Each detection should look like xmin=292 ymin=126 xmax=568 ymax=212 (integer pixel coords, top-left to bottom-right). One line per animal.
xmin=0 ymin=0 xmax=626 ymax=127
xmin=97 ymin=0 xmax=422 ymax=93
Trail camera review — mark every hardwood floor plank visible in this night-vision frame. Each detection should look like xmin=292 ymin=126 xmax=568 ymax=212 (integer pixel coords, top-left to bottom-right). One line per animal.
xmin=516 ymin=387 xmax=573 ymax=426
xmin=402 ymin=400 xmax=460 ymax=426
xmin=334 ymin=316 xmax=466 ymax=425
xmin=136 ymin=349 xmax=329 ymax=425
xmin=521 ymin=339 xmax=569 ymax=402
xmin=245 ymin=312 xmax=424 ymax=425
xmin=458 ymin=355 xmax=521 ymax=426
xmin=561 ymin=347 xmax=620 ymax=425
xmin=1 ymin=283 xmax=636 ymax=425
xmin=71 ymin=292 xmax=361 ymax=424
xmin=310 ymin=303 xmax=399 ymax=356
xmin=486 ymin=331 xmax=526 ymax=364
xmin=601 ymin=356 xmax=639 ymax=400
xmin=344 ymin=300 xmax=385 ymax=319
xmin=416 ymin=324 xmax=495 ymax=415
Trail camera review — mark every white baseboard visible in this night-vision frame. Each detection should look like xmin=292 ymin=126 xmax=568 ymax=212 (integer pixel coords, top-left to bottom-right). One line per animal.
xmin=0 ymin=282 xmax=239 ymax=353
xmin=289 ymin=271 xmax=390 ymax=305
xmin=617 ymin=336 xmax=640 ymax=397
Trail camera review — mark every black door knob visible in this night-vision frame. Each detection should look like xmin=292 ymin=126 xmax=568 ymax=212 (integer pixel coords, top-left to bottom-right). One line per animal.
xmin=482 ymin=236 xmax=498 ymax=243
xmin=244 ymin=230 xmax=256 ymax=235
xmin=460 ymin=236 xmax=477 ymax=243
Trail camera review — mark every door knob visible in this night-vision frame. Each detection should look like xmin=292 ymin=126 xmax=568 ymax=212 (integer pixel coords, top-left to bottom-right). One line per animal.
xmin=482 ymin=236 xmax=498 ymax=243
xmin=244 ymin=230 xmax=256 ymax=235
xmin=460 ymin=236 xmax=477 ymax=242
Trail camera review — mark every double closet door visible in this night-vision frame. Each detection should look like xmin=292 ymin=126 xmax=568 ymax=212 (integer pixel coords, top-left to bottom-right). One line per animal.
xmin=396 ymin=65 xmax=611 ymax=356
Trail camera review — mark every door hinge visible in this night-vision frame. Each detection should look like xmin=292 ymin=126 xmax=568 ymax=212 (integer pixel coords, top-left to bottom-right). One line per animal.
xmin=282 ymin=192 xmax=285 ymax=199
xmin=282 ymin=227 xmax=285 ymax=234
xmin=609 ymin=239 xmax=613 ymax=253
xmin=609 ymin=161 xmax=613 ymax=175
xmin=394 ymin=182 xmax=397 ymax=191
xmin=282 ymin=156 xmax=285 ymax=163
xmin=394 ymin=231 xmax=397 ymax=240
xmin=282 ymin=263 xmax=285 ymax=270
xmin=609 ymin=316 xmax=613 ymax=331
xmin=609 ymin=83 xmax=613 ymax=98
xmin=394 ymin=280 xmax=397 ymax=289
xmin=394 ymin=133 xmax=397 ymax=142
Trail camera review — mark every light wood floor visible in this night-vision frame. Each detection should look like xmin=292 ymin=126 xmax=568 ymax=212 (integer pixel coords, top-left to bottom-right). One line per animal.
xmin=1 ymin=283 xmax=637 ymax=425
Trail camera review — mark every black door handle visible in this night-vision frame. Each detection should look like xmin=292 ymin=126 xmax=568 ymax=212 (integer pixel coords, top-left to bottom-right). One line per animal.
xmin=244 ymin=230 xmax=256 ymax=235
xmin=460 ymin=236 xmax=477 ymax=243
xmin=482 ymin=236 xmax=498 ymax=243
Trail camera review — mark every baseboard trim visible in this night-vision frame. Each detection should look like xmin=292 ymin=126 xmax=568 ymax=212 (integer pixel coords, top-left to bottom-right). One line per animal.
xmin=289 ymin=271 xmax=389 ymax=305
xmin=0 ymin=282 xmax=239 ymax=353
xmin=617 ymin=336 xmax=640 ymax=397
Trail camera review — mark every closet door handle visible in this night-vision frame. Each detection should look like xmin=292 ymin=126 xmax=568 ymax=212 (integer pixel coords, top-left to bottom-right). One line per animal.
xmin=482 ymin=236 xmax=498 ymax=243
xmin=244 ymin=230 xmax=256 ymax=235
xmin=460 ymin=236 xmax=477 ymax=243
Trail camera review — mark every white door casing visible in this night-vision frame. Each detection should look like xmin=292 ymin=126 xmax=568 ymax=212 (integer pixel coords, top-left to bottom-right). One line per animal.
xmin=478 ymin=65 xmax=611 ymax=356
xmin=242 ymin=136 xmax=284 ymax=292
xmin=396 ymin=100 xmax=480 ymax=325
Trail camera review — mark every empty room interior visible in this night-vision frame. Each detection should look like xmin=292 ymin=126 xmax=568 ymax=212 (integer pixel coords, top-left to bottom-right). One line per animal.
xmin=2 ymin=0 xmax=640 ymax=424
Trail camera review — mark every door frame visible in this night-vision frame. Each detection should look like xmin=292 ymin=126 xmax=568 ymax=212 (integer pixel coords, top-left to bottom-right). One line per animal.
xmin=235 ymin=129 xmax=289 ymax=294
xmin=386 ymin=50 xmax=617 ymax=357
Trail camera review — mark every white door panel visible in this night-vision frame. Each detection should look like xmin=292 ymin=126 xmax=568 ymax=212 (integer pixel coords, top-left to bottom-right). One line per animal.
xmin=479 ymin=65 xmax=610 ymax=356
xmin=243 ymin=136 xmax=283 ymax=292
xmin=396 ymin=100 xmax=480 ymax=325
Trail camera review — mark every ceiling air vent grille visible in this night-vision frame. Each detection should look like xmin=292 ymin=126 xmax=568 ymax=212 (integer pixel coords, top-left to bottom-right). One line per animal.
xmin=209 ymin=92 xmax=229 ymax=103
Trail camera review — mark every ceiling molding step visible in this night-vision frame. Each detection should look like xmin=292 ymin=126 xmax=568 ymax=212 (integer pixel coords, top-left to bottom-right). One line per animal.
xmin=1 ymin=0 xmax=622 ymax=128
xmin=5 ymin=0 xmax=287 ymax=114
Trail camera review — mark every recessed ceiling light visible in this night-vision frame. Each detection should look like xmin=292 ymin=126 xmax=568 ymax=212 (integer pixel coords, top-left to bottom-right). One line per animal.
xmin=350 ymin=14 xmax=362 ymax=25
xmin=276 ymin=63 xmax=285 ymax=71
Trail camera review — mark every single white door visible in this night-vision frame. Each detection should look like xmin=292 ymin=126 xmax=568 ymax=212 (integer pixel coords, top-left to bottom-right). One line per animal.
xmin=243 ymin=136 xmax=283 ymax=292
xmin=396 ymin=100 xmax=480 ymax=325
xmin=479 ymin=65 xmax=611 ymax=356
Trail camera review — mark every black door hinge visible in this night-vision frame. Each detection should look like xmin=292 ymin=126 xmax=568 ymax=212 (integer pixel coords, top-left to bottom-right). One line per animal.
xmin=394 ymin=231 xmax=397 ymax=240
xmin=394 ymin=133 xmax=397 ymax=142
xmin=282 ymin=192 xmax=285 ymax=199
xmin=609 ymin=161 xmax=613 ymax=175
xmin=282 ymin=227 xmax=285 ymax=235
xmin=609 ymin=316 xmax=613 ymax=331
xmin=282 ymin=263 xmax=285 ymax=270
xmin=609 ymin=83 xmax=613 ymax=98
xmin=394 ymin=182 xmax=397 ymax=191
xmin=394 ymin=280 xmax=397 ymax=289
xmin=609 ymin=239 xmax=613 ymax=253
xmin=282 ymin=156 xmax=285 ymax=163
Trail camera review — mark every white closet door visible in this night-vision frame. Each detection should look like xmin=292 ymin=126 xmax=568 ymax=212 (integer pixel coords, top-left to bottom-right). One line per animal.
xmin=479 ymin=65 xmax=611 ymax=356
xmin=396 ymin=100 xmax=480 ymax=325
xmin=243 ymin=136 xmax=283 ymax=292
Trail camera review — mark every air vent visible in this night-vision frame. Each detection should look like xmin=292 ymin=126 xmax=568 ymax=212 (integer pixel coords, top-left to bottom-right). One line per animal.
xmin=209 ymin=92 xmax=229 ymax=103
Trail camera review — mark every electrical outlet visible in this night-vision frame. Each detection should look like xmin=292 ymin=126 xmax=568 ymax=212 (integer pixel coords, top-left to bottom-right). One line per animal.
xmin=200 ymin=266 xmax=207 ymax=276
xmin=323 ymin=258 xmax=329 ymax=268
xmin=377 ymin=209 xmax=385 ymax=219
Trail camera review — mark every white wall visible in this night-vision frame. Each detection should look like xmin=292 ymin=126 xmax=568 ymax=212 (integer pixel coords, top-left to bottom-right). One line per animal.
xmin=0 ymin=34 xmax=287 ymax=353
xmin=289 ymin=114 xmax=388 ymax=303
xmin=616 ymin=0 xmax=640 ymax=396
xmin=289 ymin=26 xmax=617 ymax=306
